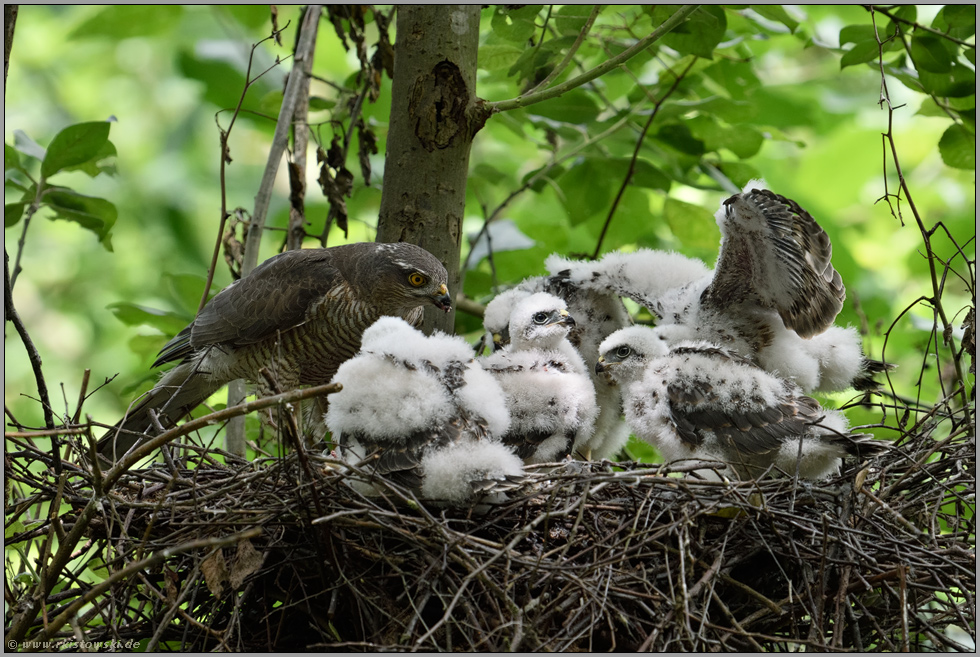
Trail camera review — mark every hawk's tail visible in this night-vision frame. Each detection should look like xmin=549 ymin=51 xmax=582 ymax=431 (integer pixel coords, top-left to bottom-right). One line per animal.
xmin=97 ymin=363 xmax=223 ymax=462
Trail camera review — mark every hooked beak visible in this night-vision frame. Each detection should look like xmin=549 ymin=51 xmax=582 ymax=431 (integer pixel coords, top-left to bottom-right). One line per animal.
xmin=594 ymin=356 xmax=609 ymax=375
xmin=552 ymin=309 xmax=575 ymax=328
xmin=430 ymin=284 xmax=452 ymax=313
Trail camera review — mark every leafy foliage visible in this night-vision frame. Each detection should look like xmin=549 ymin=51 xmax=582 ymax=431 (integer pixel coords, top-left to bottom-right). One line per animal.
xmin=4 ymin=4 xmax=974 ymax=650
xmin=4 ymin=4 xmax=973 ymax=438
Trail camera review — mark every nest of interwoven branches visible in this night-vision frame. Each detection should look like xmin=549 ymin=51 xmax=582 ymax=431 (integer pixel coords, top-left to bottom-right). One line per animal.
xmin=4 ymin=388 xmax=974 ymax=652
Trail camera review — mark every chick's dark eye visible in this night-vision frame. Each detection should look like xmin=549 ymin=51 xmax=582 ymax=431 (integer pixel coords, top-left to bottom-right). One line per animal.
xmin=408 ymin=272 xmax=427 ymax=287
xmin=532 ymin=312 xmax=549 ymax=324
xmin=616 ymin=346 xmax=632 ymax=359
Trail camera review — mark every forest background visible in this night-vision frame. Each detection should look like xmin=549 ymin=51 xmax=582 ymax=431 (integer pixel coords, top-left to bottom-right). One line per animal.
xmin=4 ymin=4 xmax=974 ymax=461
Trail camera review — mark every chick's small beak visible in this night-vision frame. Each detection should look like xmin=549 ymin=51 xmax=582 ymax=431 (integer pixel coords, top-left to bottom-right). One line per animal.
xmin=552 ymin=309 xmax=575 ymax=327
xmin=430 ymin=284 xmax=452 ymax=313
xmin=594 ymin=356 xmax=608 ymax=375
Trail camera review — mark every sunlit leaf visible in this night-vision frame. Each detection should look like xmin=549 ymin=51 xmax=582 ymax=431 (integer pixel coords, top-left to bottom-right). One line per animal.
xmin=479 ymin=44 xmax=524 ymax=71
xmin=13 ymin=130 xmax=47 ymax=161
xmin=107 ymin=302 xmax=190 ymax=335
xmin=840 ymin=40 xmax=880 ymax=69
xmin=558 ymin=158 xmax=612 ymax=224
xmin=41 ymin=121 xmax=111 ymax=179
xmin=491 ymin=5 xmax=541 ymax=43
xmin=750 ymin=5 xmax=799 ymax=33
xmin=663 ymin=197 xmax=719 ymax=249
xmin=650 ymin=5 xmax=726 ymax=59
xmin=918 ymin=63 xmax=976 ymax=98
xmin=631 ymin=160 xmax=671 ymax=192
xmin=70 ymin=5 xmax=183 ymax=39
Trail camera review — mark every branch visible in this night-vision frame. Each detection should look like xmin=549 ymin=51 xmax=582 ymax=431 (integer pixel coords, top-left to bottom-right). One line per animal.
xmin=243 ymin=5 xmax=322 ymax=272
xmin=524 ymin=5 xmax=601 ymax=97
xmin=28 ymin=529 xmax=262 ymax=644
xmin=228 ymin=6 xmax=321 ymax=454
xmin=869 ymin=8 xmax=971 ymax=417
xmin=102 ymin=382 xmax=343 ymax=491
xmin=4 ymin=250 xmax=55 ymax=431
xmin=865 ymin=5 xmax=977 ymax=49
xmin=486 ymin=5 xmax=699 ymax=114
xmin=591 ymin=56 xmax=697 ymax=260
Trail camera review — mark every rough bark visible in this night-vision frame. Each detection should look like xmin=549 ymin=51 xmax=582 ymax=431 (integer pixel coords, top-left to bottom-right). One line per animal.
xmin=376 ymin=5 xmax=487 ymax=334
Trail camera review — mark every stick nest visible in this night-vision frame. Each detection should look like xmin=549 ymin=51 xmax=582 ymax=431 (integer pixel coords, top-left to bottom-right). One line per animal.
xmin=5 ymin=398 xmax=975 ymax=652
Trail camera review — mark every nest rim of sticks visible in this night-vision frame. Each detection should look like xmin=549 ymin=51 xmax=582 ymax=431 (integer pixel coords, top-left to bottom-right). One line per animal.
xmin=4 ymin=403 xmax=975 ymax=653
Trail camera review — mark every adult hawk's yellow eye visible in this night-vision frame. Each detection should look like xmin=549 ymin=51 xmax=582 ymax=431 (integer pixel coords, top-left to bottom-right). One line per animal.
xmin=408 ymin=272 xmax=427 ymax=287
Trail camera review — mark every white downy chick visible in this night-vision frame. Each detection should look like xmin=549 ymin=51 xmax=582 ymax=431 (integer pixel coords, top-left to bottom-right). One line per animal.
xmin=326 ymin=317 xmax=523 ymax=506
xmin=480 ymin=293 xmax=598 ymax=463
xmin=554 ymin=181 xmax=882 ymax=394
xmin=596 ymin=326 xmax=888 ymax=481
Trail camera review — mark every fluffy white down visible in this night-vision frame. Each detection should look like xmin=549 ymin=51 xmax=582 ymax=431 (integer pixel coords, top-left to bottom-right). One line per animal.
xmin=457 ymin=361 xmax=512 ymax=437
xmin=420 ymin=440 xmax=524 ymax=504
xmin=483 ymin=288 xmax=532 ymax=336
xmin=482 ymin=347 xmax=598 ymax=463
xmin=801 ymin=325 xmax=866 ymax=393
xmin=326 ymin=352 xmax=453 ymax=441
xmin=546 ymin=250 xmax=710 ymax=306
xmin=361 ymin=316 xmax=474 ymax=370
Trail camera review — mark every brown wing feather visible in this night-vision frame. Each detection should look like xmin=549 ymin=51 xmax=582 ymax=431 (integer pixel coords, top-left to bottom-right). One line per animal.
xmin=192 ymin=249 xmax=347 ymax=349
xmin=708 ymin=189 xmax=845 ymax=339
xmin=666 ymin=379 xmax=821 ymax=457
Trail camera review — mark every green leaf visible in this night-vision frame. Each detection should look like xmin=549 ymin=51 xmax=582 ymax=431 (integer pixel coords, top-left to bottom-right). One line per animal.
xmin=479 ymin=43 xmax=524 ymax=71
xmin=555 ymin=5 xmax=593 ymax=36
xmin=178 ymin=45 xmax=279 ymax=111
xmin=521 ymin=163 xmax=566 ymax=193
xmin=933 ymin=5 xmax=976 ymax=40
xmin=910 ymin=34 xmax=954 ymax=74
xmin=13 ymin=130 xmax=47 ymax=161
xmin=163 ymin=273 xmax=211 ymax=313
xmin=528 ymin=89 xmax=601 ymax=124
xmin=5 ymin=143 xmax=21 ymax=172
xmin=717 ymin=161 xmax=762 ymax=189
xmin=750 ymin=5 xmax=798 ymax=33
xmin=63 ymin=140 xmax=117 ymax=178
xmin=652 ymin=5 xmax=726 ymax=59
xmin=41 ymin=122 xmax=111 ymax=179
xmin=107 ymin=302 xmax=190 ymax=335
xmin=308 ymin=96 xmax=336 ymax=111
xmin=631 ymin=160 xmax=671 ymax=192
xmin=915 ymin=98 xmax=947 ymax=117
xmin=839 ymin=24 xmax=875 ymax=46
xmin=840 ymin=40 xmax=880 ymax=69
xmin=703 ymin=59 xmax=761 ymax=100
xmin=4 ymin=203 xmax=26 ymax=227
xmin=663 ymin=197 xmax=719 ymax=249
xmin=918 ymin=63 xmax=976 ymax=98
xmin=558 ymin=158 xmax=612 ymax=225
xmin=44 ymin=188 xmax=117 ymax=250
xmin=938 ymin=124 xmax=975 ymax=170
xmin=491 ymin=5 xmax=541 ymax=44
xmin=655 ymin=123 xmax=706 ymax=156
xmin=70 ymin=5 xmax=183 ymax=39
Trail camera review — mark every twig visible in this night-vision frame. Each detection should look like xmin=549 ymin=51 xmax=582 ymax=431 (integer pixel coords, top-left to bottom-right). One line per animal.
xmin=487 ymin=5 xmax=699 ymax=114
xmin=591 ymin=56 xmax=697 ymax=260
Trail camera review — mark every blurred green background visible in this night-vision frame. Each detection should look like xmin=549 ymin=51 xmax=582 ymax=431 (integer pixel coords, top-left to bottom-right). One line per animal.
xmin=4 ymin=5 xmax=974 ymax=454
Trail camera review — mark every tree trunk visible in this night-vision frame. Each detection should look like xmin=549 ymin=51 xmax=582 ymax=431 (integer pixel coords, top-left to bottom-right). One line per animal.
xmin=376 ymin=5 xmax=487 ymax=334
